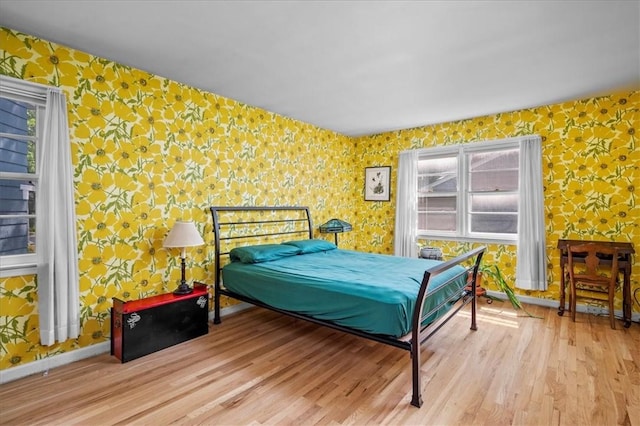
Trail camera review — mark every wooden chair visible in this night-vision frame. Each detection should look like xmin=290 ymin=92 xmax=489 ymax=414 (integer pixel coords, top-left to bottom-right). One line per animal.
xmin=566 ymin=242 xmax=620 ymax=329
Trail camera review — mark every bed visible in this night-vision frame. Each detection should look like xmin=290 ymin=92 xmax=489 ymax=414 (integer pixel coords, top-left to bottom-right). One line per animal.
xmin=209 ymin=206 xmax=486 ymax=407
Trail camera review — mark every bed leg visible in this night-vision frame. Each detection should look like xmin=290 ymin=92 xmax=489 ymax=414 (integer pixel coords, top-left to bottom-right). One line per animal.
xmin=470 ymin=284 xmax=478 ymax=331
xmin=411 ymin=343 xmax=423 ymax=407
xmin=213 ymin=289 xmax=221 ymax=324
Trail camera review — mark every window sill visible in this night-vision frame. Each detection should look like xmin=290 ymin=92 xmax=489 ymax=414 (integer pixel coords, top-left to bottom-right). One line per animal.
xmin=0 ymin=263 xmax=37 ymax=278
xmin=417 ymin=235 xmax=517 ymax=246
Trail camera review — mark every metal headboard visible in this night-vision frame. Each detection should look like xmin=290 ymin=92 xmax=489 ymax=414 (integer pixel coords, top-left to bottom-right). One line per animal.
xmin=209 ymin=206 xmax=313 ymax=318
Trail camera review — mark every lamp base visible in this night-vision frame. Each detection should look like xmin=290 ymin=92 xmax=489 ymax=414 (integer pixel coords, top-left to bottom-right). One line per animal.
xmin=173 ymin=282 xmax=193 ymax=295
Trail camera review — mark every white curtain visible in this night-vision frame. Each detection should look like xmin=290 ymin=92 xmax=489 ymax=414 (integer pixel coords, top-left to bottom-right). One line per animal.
xmin=516 ymin=135 xmax=547 ymax=290
xmin=394 ymin=150 xmax=418 ymax=257
xmin=37 ymin=89 xmax=80 ymax=345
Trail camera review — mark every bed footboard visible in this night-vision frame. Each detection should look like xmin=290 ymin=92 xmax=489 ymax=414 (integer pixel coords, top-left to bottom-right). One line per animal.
xmin=410 ymin=246 xmax=485 ymax=407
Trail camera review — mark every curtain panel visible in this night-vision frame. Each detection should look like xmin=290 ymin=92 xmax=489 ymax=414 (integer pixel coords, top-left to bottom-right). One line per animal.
xmin=394 ymin=150 xmax=418 ymax=257
xmin=37 ymin=89 xmax=80 ymax=345
xmin=515 ymin=135 xmax=547 ymax=290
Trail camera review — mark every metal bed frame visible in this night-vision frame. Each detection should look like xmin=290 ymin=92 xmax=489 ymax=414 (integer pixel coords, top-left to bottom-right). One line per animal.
xmin=209 ymin=205 xmax=485 ymax=407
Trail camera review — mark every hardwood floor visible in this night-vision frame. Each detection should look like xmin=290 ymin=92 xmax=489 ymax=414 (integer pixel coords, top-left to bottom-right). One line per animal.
xmin=1 ymin=302 xmax=638 ymax=425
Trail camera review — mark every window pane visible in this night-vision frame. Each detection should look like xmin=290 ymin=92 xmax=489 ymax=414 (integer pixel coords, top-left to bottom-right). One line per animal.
xmin=0 ymin=135 xmax=36 ymax=174
xmin=0 ymin=178 xmax=36 ymax=255
xmin=418 ymin=196 xmax=456 ymax=211
xmin=418 ymin=156 xmax=457 ymax=193
xmin=418 ymin=174 xmax=457 ymax=192
xmin=418 ymin=212 xmax=456 ymax=231
xmin=470 ymin=194 xmax=518 ymax=213
xmin=470 ymin=170 xmax=518 ymax=191
xmin=469 ymin=149 xmax=518 ymax=171
xmin=0 ymin=97 xmax=37 ymax=174
xmin=470 ymin=213 xmax=517 ymax=234
xmin=469 ymin=149 xmax=518 ymax=192
xmin=0 ymin=217 xmax=35 ymax=255
xmin=0 ymin=179 xmax=36 ymax=214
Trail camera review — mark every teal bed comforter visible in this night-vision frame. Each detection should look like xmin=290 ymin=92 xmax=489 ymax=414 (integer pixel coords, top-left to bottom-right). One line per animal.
xmin=222 ymin=242 xmax=467 ymax=338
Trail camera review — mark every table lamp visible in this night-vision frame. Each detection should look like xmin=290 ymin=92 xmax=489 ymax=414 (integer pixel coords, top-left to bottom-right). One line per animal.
xmin=319 ymin=218 xmax=352 ymax=246
xmin=163 ymin=221 xmax=205 ymax=294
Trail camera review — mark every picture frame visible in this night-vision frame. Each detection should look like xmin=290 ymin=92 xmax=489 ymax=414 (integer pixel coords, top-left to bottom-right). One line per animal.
xmin=364 ymin=166 xmax=391 ymax=201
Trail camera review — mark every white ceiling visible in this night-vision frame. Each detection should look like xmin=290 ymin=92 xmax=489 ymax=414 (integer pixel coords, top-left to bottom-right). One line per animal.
xmin=1 ymin=1 xmax=638 ymax=137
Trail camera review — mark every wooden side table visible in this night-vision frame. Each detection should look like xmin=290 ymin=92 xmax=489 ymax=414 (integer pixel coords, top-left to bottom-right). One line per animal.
xmin=557 ymin=239 xmax=634 ymax=327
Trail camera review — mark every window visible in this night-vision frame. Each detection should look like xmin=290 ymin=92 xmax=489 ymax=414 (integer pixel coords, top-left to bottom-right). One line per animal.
xmin=417 ymin=139 xmax=520 ymax=242
xmin=0 ymin=76 xmax=80 ymax=343
xmin=0 ymin=77 xmax=47 ymax=276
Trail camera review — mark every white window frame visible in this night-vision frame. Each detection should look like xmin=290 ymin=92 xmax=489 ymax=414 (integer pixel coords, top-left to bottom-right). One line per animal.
xmin=417 ymin=137 xmax=522 ymax=244
xmin=0 ymin=76 xmax=48 ymax=277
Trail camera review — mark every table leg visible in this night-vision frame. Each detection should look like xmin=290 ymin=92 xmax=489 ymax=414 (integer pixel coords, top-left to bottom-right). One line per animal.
xmin=623 ymin=264 xmax=632 ymax=328
xmin=558 ymin=262 xmax=566 ymax=316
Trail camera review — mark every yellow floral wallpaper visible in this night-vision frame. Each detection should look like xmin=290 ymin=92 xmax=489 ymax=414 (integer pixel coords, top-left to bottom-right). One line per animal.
xmin=352 ymin=91 xmax=639 ymax=307
xmin=0 ymin=27 xmax=355 ymax=370
xmin=1 ymin=26 xmax=638 ymax=374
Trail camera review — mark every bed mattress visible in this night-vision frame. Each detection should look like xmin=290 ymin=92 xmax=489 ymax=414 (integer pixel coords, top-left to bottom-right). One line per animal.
xmin=222 ymin=248 xmax=467 ymax=338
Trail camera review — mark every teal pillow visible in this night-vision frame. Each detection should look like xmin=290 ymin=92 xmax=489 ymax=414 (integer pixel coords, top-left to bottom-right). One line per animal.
xmin=230 ymin=244 xmax=301 ymax=263
xmin=282 ymin=239 xmax=337 ymax=254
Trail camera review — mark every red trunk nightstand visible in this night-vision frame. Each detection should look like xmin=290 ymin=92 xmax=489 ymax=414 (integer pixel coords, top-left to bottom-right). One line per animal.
xmin=111 ymin=282 xmax=209 ymax=362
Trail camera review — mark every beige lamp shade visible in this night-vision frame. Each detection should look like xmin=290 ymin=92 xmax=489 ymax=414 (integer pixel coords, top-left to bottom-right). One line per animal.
xmin=163 ymin=221 xmax=205 ymax=249
xmin=163 ymin=221 xmax=204 ymax=295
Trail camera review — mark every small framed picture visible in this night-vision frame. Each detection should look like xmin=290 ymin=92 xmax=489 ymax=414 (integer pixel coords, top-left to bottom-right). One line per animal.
xmin=364 ymin=166 xmax=391 ymax=201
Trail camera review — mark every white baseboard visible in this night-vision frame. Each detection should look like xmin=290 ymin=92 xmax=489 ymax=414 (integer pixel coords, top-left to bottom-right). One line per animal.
xmin=0 ymin=303 xmax=252 ymax=385
xmin=485 ymin=290 xmax=640 ymax=323
xmin=210 ymin=301 xmax=252 ymax=320
xmin=0 ymin=341 xmax=110 ymax=385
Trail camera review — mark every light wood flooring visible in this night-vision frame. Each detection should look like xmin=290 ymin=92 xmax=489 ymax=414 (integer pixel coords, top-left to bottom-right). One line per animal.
xmin=1 ymin=301 xmax=638 ymax=425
